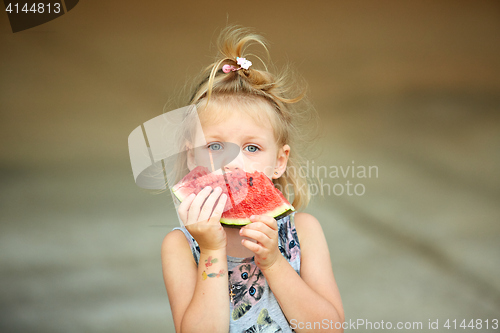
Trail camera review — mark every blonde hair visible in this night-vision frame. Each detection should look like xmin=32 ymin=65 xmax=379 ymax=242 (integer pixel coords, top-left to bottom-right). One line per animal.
xmin=179 ymin=26 xmax=316 ymax=210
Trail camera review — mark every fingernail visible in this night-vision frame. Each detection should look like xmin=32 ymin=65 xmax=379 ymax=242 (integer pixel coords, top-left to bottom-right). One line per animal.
xmin=205 ymin=186 xmax=212 ymax=191
xmin=215 ymin=186 xmax=222 ymax=192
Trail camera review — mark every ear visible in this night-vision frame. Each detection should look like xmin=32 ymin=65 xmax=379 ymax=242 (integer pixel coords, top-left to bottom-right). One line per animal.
xmin=273 ymin=144 xmax=290 ymax=179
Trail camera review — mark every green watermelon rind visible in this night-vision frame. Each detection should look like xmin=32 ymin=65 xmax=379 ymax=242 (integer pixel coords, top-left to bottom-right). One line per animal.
xmin=219 ymin=203 xmax=294 ymax=226
xmin=171 ymin=188 xmax=187 ymax=203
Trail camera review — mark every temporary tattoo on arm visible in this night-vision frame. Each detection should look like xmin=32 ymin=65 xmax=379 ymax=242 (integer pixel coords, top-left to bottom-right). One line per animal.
xmin=202 ymin=269 xmax=225 ymax=280
xmin=205 ymin=256 xmax=218 ymax=268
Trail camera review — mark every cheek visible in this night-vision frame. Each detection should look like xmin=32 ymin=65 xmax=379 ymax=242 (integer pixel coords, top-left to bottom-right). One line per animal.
xmin=262 ymin=166 xmax=275 ymax=179
xmin=243 ymin=156 xmax=277 ymax=179
xmin=192 ymin=150 xmax=205 ymax=166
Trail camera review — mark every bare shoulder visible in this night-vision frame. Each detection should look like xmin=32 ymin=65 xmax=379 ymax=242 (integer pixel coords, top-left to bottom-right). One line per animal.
xmin=292 ymin=212 xmax=330 ymax=261
xmin=161 ymin=229 xmax=195 ymax=265
xmin=293 ymin=212 xmax=325 ymax=243
xmin=162 ymin=229 xmax=189 ymax=252
xmin=161 ymin=229 xmax=196 ymax=284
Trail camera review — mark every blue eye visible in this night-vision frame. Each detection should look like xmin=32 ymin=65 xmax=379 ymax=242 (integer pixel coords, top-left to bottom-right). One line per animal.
xmin=241 ymin=272 xmax=248 ymax=280
xmin=249 ymin=286 xmax=256 ymax=296
xmin=244 ymin=145 xmax=259 ymax=153
xmin=208 ymin=142 xmax=223 ymax=151
xmin=289 ymin=240 xmax=296 ymax=249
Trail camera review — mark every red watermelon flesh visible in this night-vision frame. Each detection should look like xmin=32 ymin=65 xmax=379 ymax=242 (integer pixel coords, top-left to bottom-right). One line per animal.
xmin=171 ymin=166 xmax=248 ymax=212
xmin=172 ymin=166 xmax=294 ymax=225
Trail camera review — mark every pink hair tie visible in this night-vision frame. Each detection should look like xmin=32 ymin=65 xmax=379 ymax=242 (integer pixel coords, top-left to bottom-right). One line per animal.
xmin=222 ymin=64 xmax=238 ymax=73
xmin=222 ymin=58 xmax=252 ymax=73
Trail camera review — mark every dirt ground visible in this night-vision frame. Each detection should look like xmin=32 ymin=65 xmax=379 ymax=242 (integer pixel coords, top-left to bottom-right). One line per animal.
xmin=1 ymin=1 xmax=499 ymax=332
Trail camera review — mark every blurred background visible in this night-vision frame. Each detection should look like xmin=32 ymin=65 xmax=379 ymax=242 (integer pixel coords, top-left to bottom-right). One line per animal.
xmin=1 ymin=0 xmax=499 ymax=332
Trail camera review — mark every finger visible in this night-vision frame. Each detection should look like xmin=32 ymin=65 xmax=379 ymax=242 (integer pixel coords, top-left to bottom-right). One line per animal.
xmin=241 ymin=238 xmax=262 ymax=255
xmin=209 ymin=193 xmax=227 ymax=223
xmin=242 ymin=221 xmax=269 ymax=231
xmin=178 ymin=193 xmax=196 ymax=225
xmin=187 ymin=186 xmax=213 ymax=225
xmin=249 ymin=215 xmax=278 ymax=230
xmin=240 ymin=225 xmax=272 ymax=242
xmin=198 ymin=187 xmax=223 ymax=222
xmin=242 ymin=222 xmax=275 ymax=240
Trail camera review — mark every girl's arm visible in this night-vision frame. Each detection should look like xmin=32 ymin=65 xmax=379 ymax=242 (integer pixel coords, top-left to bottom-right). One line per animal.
xmin=240 ymin=213 xmax=344 ymax=333
xmin=162 ymin=188 xmax=230 ymax=333
xmin=162 ymin=232 xmax=229 ymax=333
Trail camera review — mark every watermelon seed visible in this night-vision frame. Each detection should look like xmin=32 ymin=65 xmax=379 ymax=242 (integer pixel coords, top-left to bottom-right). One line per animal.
xmin=249 ymin=177 xmax=253 ymax=186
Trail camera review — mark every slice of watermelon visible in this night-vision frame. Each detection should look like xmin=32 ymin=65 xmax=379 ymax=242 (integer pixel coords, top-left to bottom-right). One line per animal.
xmin=172 ymin=166 xmax=294 ymax=225
xmin=171 ymin=166 xmax=246 ymax=212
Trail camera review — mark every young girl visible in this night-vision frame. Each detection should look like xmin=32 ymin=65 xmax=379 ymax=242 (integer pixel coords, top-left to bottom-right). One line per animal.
xmin=161 ymin=27 xmax=344 ymax=333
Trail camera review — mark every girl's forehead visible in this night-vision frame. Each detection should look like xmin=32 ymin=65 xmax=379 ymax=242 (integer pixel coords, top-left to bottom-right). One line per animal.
xmin=198 ymin=97 xmax=276 ymax=128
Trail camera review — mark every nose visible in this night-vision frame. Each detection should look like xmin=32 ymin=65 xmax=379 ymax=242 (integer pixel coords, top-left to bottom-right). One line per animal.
xmin=224 ymin=164 xmax=241 ymax=173
xmin=222 ymin=149 xmax=245 ymax=173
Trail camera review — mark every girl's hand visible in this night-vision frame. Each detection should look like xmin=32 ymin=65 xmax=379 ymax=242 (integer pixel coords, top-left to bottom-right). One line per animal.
xmin=177 ymin=186 xmax=228 ymax=251
xmin=239 ymin=215 xmax=281 ymax=270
